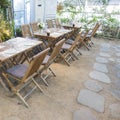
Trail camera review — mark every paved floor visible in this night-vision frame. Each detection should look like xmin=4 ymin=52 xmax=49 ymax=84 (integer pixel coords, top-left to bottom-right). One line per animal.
xmin=0 ymin=38 xmax=120 ymax=120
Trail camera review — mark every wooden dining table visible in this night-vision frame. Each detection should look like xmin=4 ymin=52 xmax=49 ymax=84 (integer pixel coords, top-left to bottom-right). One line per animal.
xmin=62 ymin=23 xmax=82 ymax=30
xmin=0 ymin=37 xmax=43 ymax=91
xmin=0 ymin=37 xmax=43 ymax=62
xmin=33 ymin=28 xmax=73 ymax=49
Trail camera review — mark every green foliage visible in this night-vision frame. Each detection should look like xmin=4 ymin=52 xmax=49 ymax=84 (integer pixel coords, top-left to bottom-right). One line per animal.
xmin=0 ymin=0 xmax=11 ymax=19
xmin=0 ymin=13 xmax=12 ymax=41
xmin=0 ymin=0 xmax=14 ymax=41
xmin=57 ymin=1 xmax=120 ymax=39
xmin=15 ymin=27 xmax=22 ymax=37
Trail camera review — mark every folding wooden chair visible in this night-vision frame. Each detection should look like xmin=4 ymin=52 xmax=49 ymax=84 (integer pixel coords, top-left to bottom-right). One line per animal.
xmin=21 ymin=24 xmax=32 ymax=38
xmin=46 ymin=19 xmax=54 ymax=28
xmin=30 ymin=22 xmax=39 ymax=34
xmin=40 ymin=39 xmax=65 ymax=86
xmin=55 ymin=18 xmax=61 ymax=28
xmin=2 ymin=48 xmax=50 ymax=107
xmin=66 ymin=30 xmax=90 ymax=51
xmin=85 ymin=22 xmax=100 ymax=45
xmin=60 ymin=32 xmax=82 ymax=66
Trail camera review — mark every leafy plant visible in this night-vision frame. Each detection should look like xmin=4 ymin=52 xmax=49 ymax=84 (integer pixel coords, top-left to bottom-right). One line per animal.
xmin=0 ymin=14 xmax=12 ymax=41
xmin=57 ymin=0 xmax=120 ymax=39
xmin=15 ymin=27 xmax=22 ymax=37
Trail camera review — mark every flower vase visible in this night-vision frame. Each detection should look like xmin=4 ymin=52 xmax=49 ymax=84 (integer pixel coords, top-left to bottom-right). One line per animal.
xmin=39 ymin=29 xmax=41 ymax=33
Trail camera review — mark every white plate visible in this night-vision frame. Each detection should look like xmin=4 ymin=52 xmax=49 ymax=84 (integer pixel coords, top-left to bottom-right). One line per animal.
xmin=0 ymin=45 xmax=5 ymax=49
xmin=3 ymin=49 xmax=17 ymax=54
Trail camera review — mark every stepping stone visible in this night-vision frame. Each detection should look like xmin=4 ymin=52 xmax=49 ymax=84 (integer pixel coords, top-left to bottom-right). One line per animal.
xmin=77 ymin=89 xmax=105 ymax=112
xmin=109 ymin=103 xmax=120 ymax=119
xmin=108 ymin=58 xmax=115 ymax=62
xmin=111 ymin=89 xmax=120 ymax=100
xmin=96 ymin=57 xmax=108 ymax=63
xmin=116 ymin=64 xmax=120 ymax=69
xmin=117 ymin=59 xmax=120 ymax=63
xmin=99 ymin=52 xmax=111 ymax=57
xmin=114 ymin=46 xmax=120 ymax=52
xmin=117 ymin=71 xmax=120 ymax=78
xmin=115 ymin=49 xmax=120 ymax=52
xmin=89 ymin=71 xmax=111 ymax=83
xmin=73 ymin=108 xmax=97 ymax=120
xmin=116 ymin=53 xmax=120 ymax=57
xmin=100 ymin=48 xmax=110 ymax=52
xmin=93 ymin=63 xmax=108 ymax=73
xmin=84 ymin=80 xmax=103 ymax=92
xmin=101 ymin=43 xmax=111 ymax=49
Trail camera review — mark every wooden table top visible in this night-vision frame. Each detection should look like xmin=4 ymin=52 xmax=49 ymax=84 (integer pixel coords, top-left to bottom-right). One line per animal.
xmin=33 ymin=28 xmax=72 ymax=40
xmin=0 ymin=37 xmax=43 ymax=62
xmin=62 ymin=23 xmax=82 ymax=29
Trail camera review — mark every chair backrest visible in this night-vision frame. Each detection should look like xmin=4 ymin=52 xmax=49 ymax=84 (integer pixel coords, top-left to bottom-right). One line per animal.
xmin=48 ymin=39 xmax=65 ymax=63
xmin=21 ymin=24 xmax=32 ymax=38
xmin=30 ymin=22 xmax=39 ymax=34
xmin=55 ymin=18 xmax=61 ymax=28
xmin=21 ymin=48 xmax=50 ymax=82
xmin=69 ymin=32 xmax=82 ymax=51
xmin=81 ymin=30 xmax=90 ymax=42
xmin=46 ymin=19 xmax=54 ymax=28
xmin=91 ymin=23 xmax=100 ymax=37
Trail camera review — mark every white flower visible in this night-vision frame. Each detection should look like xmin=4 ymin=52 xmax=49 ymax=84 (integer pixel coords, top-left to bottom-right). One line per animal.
xmin=37 ymin=22 xmax=45 ymax=29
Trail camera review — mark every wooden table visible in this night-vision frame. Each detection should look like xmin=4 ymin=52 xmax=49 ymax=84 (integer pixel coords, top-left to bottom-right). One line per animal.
xmin=0 ymin=37 xmax=43 ymax=91
xmin=62 ymin=23 xmax=82 ymax=30
xmin=33 ymin=28 xmax=72 ymax=48
xmin=0 ymin=37 xmax=43 ymax=62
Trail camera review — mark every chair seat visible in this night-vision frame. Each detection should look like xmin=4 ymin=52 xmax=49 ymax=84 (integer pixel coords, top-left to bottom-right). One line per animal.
xmin=88 ymin=30 xmax=92 ymax=35
xmin=7 ymin=64 xmax=28 ymax=78
xmin=62 ymin=43 xmax=71 ymax=50
xmin=81 ymin=33 xmax=91 ymax=38
xmin=65 ymin=39 xmax=74 ymax=45
xmin=42 ymin=55 xmax=50 ymax=64
xmin=86 ymin=34 xmax=91 ymax=37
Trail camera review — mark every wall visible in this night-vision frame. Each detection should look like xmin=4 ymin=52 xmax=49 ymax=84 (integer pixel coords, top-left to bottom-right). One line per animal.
xmin=34 ymin=0 xmax=57 ymax=22
xmin=44 ymin=0 xmax=57 ymax=21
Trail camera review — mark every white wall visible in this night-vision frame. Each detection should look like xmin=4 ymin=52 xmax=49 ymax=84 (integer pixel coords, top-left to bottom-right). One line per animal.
xmin=34 ymin=0 xmax=57 ymax=22
xmin=44 ymin=0 xmax=57 ymax=21
xmin=35 ymin=0 xmax=44 ymax=22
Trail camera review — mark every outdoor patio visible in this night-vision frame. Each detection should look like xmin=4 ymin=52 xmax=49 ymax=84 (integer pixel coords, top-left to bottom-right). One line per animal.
xmin=0 ymin=0 xmax=120 ymax=120
xmin=0 ymin=38 xmax=120 ymax=120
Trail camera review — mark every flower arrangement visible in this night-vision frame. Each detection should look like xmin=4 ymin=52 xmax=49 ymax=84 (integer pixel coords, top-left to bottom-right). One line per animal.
xmin=37 ymin=22 xmax=45 ymax=29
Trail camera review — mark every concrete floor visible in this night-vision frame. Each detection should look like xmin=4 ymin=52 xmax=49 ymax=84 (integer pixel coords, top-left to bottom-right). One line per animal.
xmin=0 ymin=37 xmax=120 ymax=120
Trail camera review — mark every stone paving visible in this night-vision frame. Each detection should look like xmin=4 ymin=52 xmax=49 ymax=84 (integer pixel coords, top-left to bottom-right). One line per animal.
xmin=93 ymin=63 xmax=108 ymax=73
xmin=96 ymin=57 xmax=108 ymax=63
xmin=99 ymin=52 xmax=111 ymax=57
xmin=84 ymin=80 xmax=103 ymax=92
xmin=74 ymin=42 xmax=120 ymax=120
xmin=89 ymin=71 xmax=111 ymax=83
xmin=0 ymin=39 xmax=120 ymax=120
xmin=77 ymin=89 xmax=105 ymax=112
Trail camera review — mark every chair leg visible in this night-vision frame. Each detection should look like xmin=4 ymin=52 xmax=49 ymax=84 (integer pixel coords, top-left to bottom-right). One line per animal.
xmin=48 ymin=67 xmax=56 ymax=77
xmin=82 ymin=42 xmax=90 ymax=51
xmin=16 ymin=92 xmax=29 ymax=108
xmin=32 ymin=78 xmax=44 ymax=93
xmin=59 ymin=53 xmax=70 ymax=66
xmin=76 ymin=48 xmax=82 ymax=55
xmin=71 ymin=52 xmax=79 ymax=60
xmin=41 ymin=75 xmax=49 ymax=86
xmin=69 ymin=53 xmax=76 ymax=61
